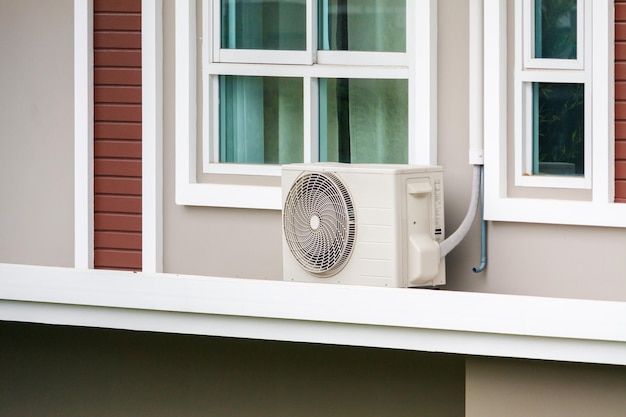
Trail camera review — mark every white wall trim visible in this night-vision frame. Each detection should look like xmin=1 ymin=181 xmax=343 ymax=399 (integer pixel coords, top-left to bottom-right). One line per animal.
xmin=1 ymin=263 xmax=625 ymax=366
xmin=74 ymin=0 xmax=94 ymax=269
xmin=142 ymin=0 xmax=164 ymax=272
xmin=468 ymin=0 xmax=484 ymax=165
xmin=409 ymin=0 xmax=438 ymax=165
xmin=175 ymin=0 xmax=283 ymax=210
xmin=483 ymin=0 xmax=508 ymax=209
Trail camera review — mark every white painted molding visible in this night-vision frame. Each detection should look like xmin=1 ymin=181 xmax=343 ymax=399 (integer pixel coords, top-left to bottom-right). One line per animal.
xmin=469 ymin=0 xmax=484 ymax=165
xmin=74 ymin=0 xmax=94 ymax=269
xmin=409 ymin=0 xmax=438 ymax=165
xmin=591 ymin=0 xmax=615 ymax=204
xmin=1 ymin=263 xmax=625 ymax=366
xmin=483 ymin=0 xmax=508 ymax=204
xmin=142 ymin=0 xmax=163 ymax=272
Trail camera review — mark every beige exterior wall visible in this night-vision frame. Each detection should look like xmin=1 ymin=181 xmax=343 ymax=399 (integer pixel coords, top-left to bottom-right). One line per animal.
xmin=467 ymin=357 xmax=626 ymax=417
xmin=0 ymin=0 xmax=75 ymax=267
xmin=0 ymin=321 xmax=465 ymax=417
xmin=162 ymin=0 xmax=626 ymax=302
xmin=0 ymin=4 xmax=623 ymax=417
xmin=162 ymin=0 xmax=284 ymax=279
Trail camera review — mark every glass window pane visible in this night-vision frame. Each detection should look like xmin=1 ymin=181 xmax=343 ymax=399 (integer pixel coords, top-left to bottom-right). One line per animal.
xmin=221 ymin=0 xmax=306 ymax=50
xmin=534 ymin=0 xmax=577 ymax=59
xmin=319 ymin=78 xmax=408 ymax=164
xmin=532 ymin=82 xmax=584 ymax=176
xmin=319 ymin=0 xmax=405 ymax=52
xmin=219 ymin=76 xmax=303 ymax=164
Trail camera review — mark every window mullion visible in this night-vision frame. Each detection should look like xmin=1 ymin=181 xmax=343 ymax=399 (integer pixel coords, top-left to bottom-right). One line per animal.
xmin=304 ymin=77 xmax=318 ymax=163
xmin=590 ymin=0 xmax=611 ymax=203
xmin=203 ymin=2 xmax=213 ymax=171
xmin=518 ymin=70 xmax=585 ymax=83
xmin=211 ymin=0 xmax=220 ymax=61
xmin=207 ymin=62 xmax=409 ymax=79
xmin=307 ymin=0 xmax=316 ymax=65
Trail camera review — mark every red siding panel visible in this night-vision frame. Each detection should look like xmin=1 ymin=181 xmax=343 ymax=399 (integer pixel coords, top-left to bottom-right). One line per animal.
xmin=95 ymin=159 xmax=142 ymax=177
xmin=95 ymin=213 xmax=142 ymax=233
xmin=616 ymin=43 xmax=626 ymax=60
xmin=616 ymin=102 xmax=626 ymax=120
xmin=616 ymin=181 xmax=626 ymax=198
xmin=94 ymin=14 xmax=141 ymax=31
xmin=95 ymin=104 xmax=142 ymax=122
xmin=616 ymin=141 xmax=626 ymax=160
xmin=94 ymin=0 xmax=141 ymax=13
xmin=617 ymin=3 xmax=626 ymax=21
xmin=95 ymin=68 xmax=142 ymax=85
xmin=616 ymin=23 xmax=626 ymax=41
xmin=616 ymin=161 xmax=626 ymax=180
xmin=616 ymin=5 xmax=626 ymax=201
xmin=95 ymin=231 xmax=142 ymax=250
xmin=615 ymin=122 xmax=626 ymax=140
xmin=95 ymin=50 xmax=142 ymax=67
xmin=95 ymin=139 xmax=142 ymax=158
xmin=95 ymin=122 xmax=142 ymax=140
xmin=95 ymin=86 xmax=142 ymax=104
xmin=94 ymin=0 xmax=142 ymax=270
xmin=615 ymin=63 xmax=626 ymax=80
xmin=95 ymin=177 xmax=142 ymax=196
xmin=94 ymin=195 xmax=142 ymax=214
xmin=95 ymin=250 xmax=142 ymax=270
xmin=94 ymin=32 xmax=141 ymax=49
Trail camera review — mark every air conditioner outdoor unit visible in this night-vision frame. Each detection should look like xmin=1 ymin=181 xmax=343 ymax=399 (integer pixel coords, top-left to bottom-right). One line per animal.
xmin=282 ymin=163 xmax=445 ymax=288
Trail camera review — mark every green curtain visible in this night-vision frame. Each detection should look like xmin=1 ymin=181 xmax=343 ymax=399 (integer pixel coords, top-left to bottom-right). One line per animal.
xmin=220 ymin=76 xmax=303 ymax=165
xmin=221 ymin=0 xmax=306 ymax=50
xmin=320 ymin=78 xmax=407 ymax=164
xmin=320 ymin=0 xmax=405 ymax=52
xmin=319 ymin=0 xmax=408 ymax=164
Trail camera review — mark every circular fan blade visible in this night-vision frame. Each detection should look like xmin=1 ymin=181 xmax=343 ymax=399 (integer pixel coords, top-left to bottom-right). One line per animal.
xmin=283 ymin=172 xmax=356 ymax=277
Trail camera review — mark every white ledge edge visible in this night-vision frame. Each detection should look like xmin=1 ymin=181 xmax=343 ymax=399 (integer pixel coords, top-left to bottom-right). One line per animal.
xmin=1 ymin=263 xmax=625 ymax=365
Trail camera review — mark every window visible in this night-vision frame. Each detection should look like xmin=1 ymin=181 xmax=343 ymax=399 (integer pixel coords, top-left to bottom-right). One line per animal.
xmin=175 ymin=0 xmax=437 ymax=209
xmin=203 ymin=0 xmax=425 ymax=176
xmin=483 ymin=0 xmax=626 ymax=227
xmin=515 ymin=0 xmax=591 ymax=189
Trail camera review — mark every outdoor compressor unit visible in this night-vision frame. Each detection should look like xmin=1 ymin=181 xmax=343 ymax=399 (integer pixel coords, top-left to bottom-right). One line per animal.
xmin=282 ymin=163 xmax=445 ymax=288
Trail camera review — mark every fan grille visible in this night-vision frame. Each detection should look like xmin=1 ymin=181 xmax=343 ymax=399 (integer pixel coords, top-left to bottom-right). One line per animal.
xmin=283 ymin=172 xmax=356 ymax=277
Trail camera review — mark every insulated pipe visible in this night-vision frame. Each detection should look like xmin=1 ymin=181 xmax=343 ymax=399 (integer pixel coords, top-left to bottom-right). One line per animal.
xmin=437 ymin=0 xmax=486 ymax=260
xmin=472 ymin=166 xmax=488 ymax=273
xmin=473 ymin=214 xmax=488 ymax=272
xmin=439 ymin=165 xmax=481 ymax=258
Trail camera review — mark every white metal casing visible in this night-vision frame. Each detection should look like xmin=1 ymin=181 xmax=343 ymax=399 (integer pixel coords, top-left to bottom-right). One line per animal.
xmin=282 ymin=163 xmax=445 ymax=288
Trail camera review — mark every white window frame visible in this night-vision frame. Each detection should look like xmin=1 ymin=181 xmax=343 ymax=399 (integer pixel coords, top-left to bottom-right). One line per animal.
xmin=483 ymin=0 xmax=626 ymax=228
xmin=515 ymin=0 xmax=591 ymax=189
xmin=175 ymin=0 xmax=437 ymax=209
xmin=211 ymin=0 xmax=316 ymax=66
xmin=522 ymin=0 xmax=585 ymax=70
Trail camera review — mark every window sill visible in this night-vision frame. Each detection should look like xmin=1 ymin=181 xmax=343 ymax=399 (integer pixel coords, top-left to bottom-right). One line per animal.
xmin=203 ymin=163 xmax=282 ymax=177
xmin=485 ymin=195 xmax=626 ymax=228
xmin=1 ymin=263 xmax=625 ymax=365
xmin=176 ymin=181 xmax=281 ymax=210
xmin=514 ymin=174 xmax=590 ymax=190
